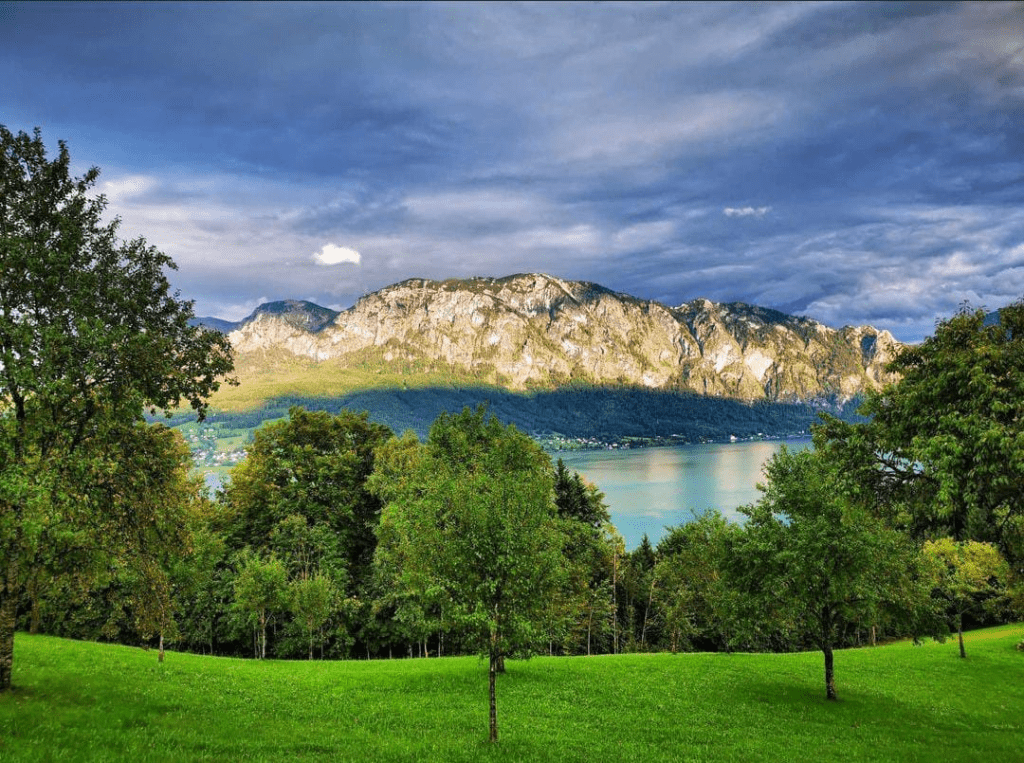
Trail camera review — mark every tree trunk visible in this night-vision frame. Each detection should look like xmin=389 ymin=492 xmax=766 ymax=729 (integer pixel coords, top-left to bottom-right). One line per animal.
xmin=496 ymin=652 xmax=505 ymax=673
xmin=158 ymin=633 xmax=165 ymax=663
xmin=259 ymin=612 xmax=267 ymax=660
xmin=612 ymin=549 xmax=619 ymax=655
xmin=587 ymin=605 xmax=593 ymax=656
xmin=0 ymin=552 xmax=21 ymax=691
xmin=641 ymin=573 xmax=656 ymax=649
xmin=823 ymin=642 xmax=837 ymax=701
xmin=958 ymin=613 xmax=967 ymax=659
xmin=489 ymin=649 xmax=498 ymax=742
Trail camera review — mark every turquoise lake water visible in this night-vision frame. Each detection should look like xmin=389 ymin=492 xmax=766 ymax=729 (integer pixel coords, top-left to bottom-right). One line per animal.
xmin=555 ymin=438 xmax=811 ymax=549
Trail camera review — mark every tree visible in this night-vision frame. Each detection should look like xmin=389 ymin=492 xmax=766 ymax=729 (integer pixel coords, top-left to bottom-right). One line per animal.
xmin=232 ymin=552 xmax=289 ymax=659
xmin=289 ymin=573 xmax=341 ymax=660
xmin=371 ymin=408 xmax=562 ymax=742
xmin=552 ymin=460 xmax=618 ymax=655
xmin=223 ymin=408 xmax=391 ymax=598
xmin=655 ymin=511 xmax=741 ymax=652
xmin=620 ymin=535 xmax=658 ymax=651
xmin=728 ymin=447 xmax=930 ymax=701
xmin=0 ymin=125 xmax=233 ymax=689
xmin=169 ymin=506 xmax=231 ymax=656
xmin=923 ymin=538 xmax=1009 ymax=658
xmin=816 ymin=303 xmax=1024 ymax=565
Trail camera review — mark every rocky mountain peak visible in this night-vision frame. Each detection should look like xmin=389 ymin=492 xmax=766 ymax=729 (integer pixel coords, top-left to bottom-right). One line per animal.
xmin=247 ymin=300 xmax=339 ymax=332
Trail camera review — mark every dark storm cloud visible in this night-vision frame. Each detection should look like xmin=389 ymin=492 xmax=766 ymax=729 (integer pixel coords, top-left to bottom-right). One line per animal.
xmin=2 ymin=1 xmax=1021 ymax=338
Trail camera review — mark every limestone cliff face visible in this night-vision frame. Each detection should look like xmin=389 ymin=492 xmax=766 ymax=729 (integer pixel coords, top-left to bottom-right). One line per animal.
xmin=221 ymin=274 xmax=902 ymax=402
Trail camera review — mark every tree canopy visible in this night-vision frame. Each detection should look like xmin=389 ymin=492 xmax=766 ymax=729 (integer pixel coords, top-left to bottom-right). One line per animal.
xmin=816 ymin=303 xmax=1024 ymax=562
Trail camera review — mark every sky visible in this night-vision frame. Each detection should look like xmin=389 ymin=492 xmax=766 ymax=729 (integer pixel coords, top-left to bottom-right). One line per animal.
xmin=1 ymin=1 xmax=1022 ymax=342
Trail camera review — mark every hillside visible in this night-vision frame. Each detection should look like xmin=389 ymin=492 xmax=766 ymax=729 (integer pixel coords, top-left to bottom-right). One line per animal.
xmin=2 ymin=627 xmax=1021 ymax=761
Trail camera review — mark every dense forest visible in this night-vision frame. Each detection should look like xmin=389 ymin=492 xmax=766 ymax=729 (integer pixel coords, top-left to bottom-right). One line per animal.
xmin=164 ymin=384 xmax=862 ymax=455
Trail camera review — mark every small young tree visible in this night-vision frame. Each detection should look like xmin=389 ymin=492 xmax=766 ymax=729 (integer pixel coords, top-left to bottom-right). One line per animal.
xmin=371 ymin=408 xmax=562 ymax=742
xmin=290 ymin=573 xmax=340 ymax=660
xmin=923 ymin=538 xmax=1009 ymax=658
xmin=232 ymin=554 xmax=289 ymax=659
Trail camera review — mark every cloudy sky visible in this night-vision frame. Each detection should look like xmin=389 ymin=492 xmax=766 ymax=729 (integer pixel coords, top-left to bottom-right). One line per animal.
xmin=2 ymin=1 xmax=1022 ymax=341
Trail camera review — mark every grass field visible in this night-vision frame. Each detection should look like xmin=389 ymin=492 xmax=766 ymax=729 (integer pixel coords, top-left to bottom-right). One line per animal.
xmin=0 ymin=625 xmax=1021 ymax=762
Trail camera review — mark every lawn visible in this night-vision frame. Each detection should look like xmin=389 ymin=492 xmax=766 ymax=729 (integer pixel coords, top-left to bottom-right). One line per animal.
xmin=0 ymin=625 xmax=1020 ymax=762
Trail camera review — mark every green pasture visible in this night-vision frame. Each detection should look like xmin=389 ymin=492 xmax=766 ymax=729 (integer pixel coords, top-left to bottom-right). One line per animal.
xmin=0 ymin=625 xmax=1021 ymax=761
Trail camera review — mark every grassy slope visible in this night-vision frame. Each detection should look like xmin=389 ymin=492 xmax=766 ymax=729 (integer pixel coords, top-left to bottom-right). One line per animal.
xmin=211 ymin=353 xmax=483 ymax=412
xmin=1 ymin=625 xmax=1021 ymax=762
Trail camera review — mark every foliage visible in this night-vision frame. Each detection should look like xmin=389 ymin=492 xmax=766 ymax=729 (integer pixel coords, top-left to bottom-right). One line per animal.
xmin=618 ymin=534 xmax=659 ymax=651
xmin=816 ymin=302 xmax=1024 ymax=567
xmin=0 ymin=124 xmax=233 ymax=689
xmin=231 ymin=552 xmax=288 ymax=660
xmin=549 ymin=460 xmax=620 ymax=655
xmin=288 ymin=573 xmax=342 ymax=660
xmin=654 ymin=511 xmax=742 ymax=652
xmin=22 ymin=425 xmax=210 ymax=651
xmin=223 ymin=407 xmax=391 ymax=597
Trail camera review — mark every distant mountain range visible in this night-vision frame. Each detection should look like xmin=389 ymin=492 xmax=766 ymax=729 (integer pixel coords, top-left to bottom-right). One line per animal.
xmin=195 ymin=273 xmax=903 ymax=406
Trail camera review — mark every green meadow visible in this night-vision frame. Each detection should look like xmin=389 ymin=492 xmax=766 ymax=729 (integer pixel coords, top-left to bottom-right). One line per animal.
xmin=0 ymin=625 xmax=1021 ymax=762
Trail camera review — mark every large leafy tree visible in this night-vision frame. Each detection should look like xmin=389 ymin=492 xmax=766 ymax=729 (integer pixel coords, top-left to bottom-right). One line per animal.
xmin=0 ymin=125 xmax=234 ymax=690
xmin=223 ymin=407 xmax=392 ymax=597
xmin=371 ymin=407 xmax=562 ymax=742
xmin=21 ymin=423 xmax=207 ymax=660
xmin=221 ymin=407 xmax=391 ymax=658
xmin=728 ymin=447 xmax=931 ymax=701
xmin=816 ymin=303 xmax=1024 ymax=565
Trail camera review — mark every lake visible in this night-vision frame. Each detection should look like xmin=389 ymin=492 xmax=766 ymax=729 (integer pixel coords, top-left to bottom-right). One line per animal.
xmin=555 ymin=438 xmax=811 ymax=549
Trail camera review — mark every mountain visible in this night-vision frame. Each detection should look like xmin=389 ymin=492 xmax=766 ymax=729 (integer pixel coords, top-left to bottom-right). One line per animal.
xmin=193 ymin=300 xmax=338 ymax=335
xmin=200 ymin=274 xmax=903 ymax=405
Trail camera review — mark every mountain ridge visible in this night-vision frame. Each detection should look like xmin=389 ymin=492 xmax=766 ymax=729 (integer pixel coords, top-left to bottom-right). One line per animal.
xmin=196 ymin=273 xmax=903 ymax=405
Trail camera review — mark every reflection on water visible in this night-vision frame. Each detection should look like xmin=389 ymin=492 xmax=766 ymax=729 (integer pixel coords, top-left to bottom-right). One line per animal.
xmin=556 ymin=439 xmax=811 ymax=549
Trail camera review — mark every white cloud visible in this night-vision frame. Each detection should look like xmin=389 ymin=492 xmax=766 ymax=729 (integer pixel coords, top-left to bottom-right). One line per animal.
xmin=723 ymin=206 xmax=772 ymax=218
xmin=314 ymin=243 xmax=362 ymax=266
